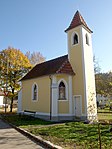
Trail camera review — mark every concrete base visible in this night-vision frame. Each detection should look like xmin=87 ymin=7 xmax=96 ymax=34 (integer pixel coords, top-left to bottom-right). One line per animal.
xmin=34 ymin=114 xmax=87 ymax=122
xmin=18 ymin=111 xmax=89 ymax=122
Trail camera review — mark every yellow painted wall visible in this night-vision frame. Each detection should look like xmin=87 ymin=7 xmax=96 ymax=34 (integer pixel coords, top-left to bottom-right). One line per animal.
xmin=22 ymin=76 xmax=50 ymax=113
xmin=67 ymin=26 xmax=97 ymax=117
xmin=56 ymin=74 xmax=70 ymax=114
xmin=58 ymin=101 xmax=69 ymax=114
xmin=67 ymin=27 xmax=85 ymax=114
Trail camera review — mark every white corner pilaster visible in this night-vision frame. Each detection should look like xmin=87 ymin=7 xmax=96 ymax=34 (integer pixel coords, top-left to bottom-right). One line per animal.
xmin=51 ymin=76 xmax=58 ymax=117
xmin=18 ymin=88 xmax=22 ymax=113
xmin=80 ymin=27 xmax=88 ymax=117
xmin=68 ymin=76 xmax=73 ymax=115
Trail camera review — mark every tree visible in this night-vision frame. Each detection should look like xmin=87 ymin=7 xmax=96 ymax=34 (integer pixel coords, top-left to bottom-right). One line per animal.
xmin=0 ymin=47 xmax=32 ymax=112
xmin=94 ymin=55 xmax=112 ymax=97
xmin=93 ymin=55 xmax=101 ymax=74
xmin=95 ymin=72 xmax=112 ymax=96
xmin=25 ymin=51 xmax=45 ymax=66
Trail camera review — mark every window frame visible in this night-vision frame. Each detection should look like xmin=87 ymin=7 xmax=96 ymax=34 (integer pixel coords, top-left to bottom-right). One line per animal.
xmin=59 ymin=81 xmax=66 ymax=99
xmin=85 ymin=33 xmax=89 ymax=45
xmin=71 ymin=32 xmax=79 ymax=46
xmin=32 ymin=83 xmax=38 ymax=101
xmin=58 ymin=79 xmax=68 ymax=101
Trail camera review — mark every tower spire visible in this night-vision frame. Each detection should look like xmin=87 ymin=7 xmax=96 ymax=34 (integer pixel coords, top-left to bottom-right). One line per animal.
xmin=65 ymin=10 xmax=92 ymax=33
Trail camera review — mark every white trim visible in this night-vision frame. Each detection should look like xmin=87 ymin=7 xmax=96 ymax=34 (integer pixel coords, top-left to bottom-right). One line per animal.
xmin=18 ymin=89 xmax=22 ymax=112
xmin=67 ymin=33 xmax=70 ymax=60
xmin=17 ymin=111 xmax=24 ymax=114
xmin=58 ymin=113 xmax=73 ymax=116
xmin=35 ymin=112 xmax=73 ymax=117
xmin=31 ymin=83 xmax=38 ymax=102
xmin=58 ymin=100 xmax=68 ymax=102
xmin=36 ymin=112 xmax=50 ymax=116
xmin=68 ymin=76 xmax=73 ymax=115
xmin=80 ymin=27 xmax=87 ymax=116
xmin=71 ymin=31 xmax=79 ymax=46
xmin=58 ymin=79 xmax=68 ymax=100
xmin=51 ymin=76 xmax=58 ymax=117
xmin=52 ymin=75 xmax=57 ymax=83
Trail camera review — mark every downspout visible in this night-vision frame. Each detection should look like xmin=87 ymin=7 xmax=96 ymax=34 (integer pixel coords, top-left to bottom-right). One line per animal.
xmin=49 ymin=75 xmax=52 ymax=120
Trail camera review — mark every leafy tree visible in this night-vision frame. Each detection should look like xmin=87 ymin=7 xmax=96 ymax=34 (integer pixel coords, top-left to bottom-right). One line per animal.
xmin=0 ymin=47 xmax=32 ymax=112
xmin=95 ymin=72 xmax=112 ymax=96
xmin=93 ymin=55 xmax=112 ymax=97
xmin=25 ymin=51 xmax=45 ymax=66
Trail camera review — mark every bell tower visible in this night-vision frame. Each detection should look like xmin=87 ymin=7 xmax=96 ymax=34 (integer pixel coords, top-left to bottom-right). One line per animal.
xmin=65 ymin=11 xmax=97 ymax=120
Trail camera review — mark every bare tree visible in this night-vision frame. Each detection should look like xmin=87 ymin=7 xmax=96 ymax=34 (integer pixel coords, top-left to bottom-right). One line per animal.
xmin=93 ymin=55 xmax=101 ymax=74
xmin=25 ymin=51 xmax=45 ymax=66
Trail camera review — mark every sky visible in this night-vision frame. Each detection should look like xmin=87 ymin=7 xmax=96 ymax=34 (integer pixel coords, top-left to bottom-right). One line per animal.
xmin=0 ymin=0 xmax=112 ymax=72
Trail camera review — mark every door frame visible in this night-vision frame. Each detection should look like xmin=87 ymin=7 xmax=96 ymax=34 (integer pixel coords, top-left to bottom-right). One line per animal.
xmin=73 ymin=95 xmax=82 ymax=117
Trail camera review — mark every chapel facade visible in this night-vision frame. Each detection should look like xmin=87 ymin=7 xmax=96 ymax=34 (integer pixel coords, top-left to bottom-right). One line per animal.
xmin=18 ymin=11 xmax=97 ymax=121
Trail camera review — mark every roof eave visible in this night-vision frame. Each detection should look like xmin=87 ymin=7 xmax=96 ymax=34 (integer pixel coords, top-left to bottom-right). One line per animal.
xmin=65 ymin=24 xmax=93 ymax=33
xmin=21 ymin=71 xmax=75 ymax=82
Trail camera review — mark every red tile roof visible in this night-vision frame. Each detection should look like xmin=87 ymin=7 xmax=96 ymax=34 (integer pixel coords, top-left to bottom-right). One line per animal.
xmin=21 ymin=55 xmax=75 ymax=81
xmin=65 ymin=10 xmax=93 ymax=33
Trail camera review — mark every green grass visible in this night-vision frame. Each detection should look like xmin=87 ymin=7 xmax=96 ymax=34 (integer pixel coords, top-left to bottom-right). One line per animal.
xmin=3 ymin=114 xmax=53 ymax=127
xmin=3 ymin=114 xmax=112 ymax=149
xmin=98 ymin=107 xmax=112 ymax=113
xmin=98 ymin=108 xmax=112 ymax=123
xmin=26 ymin=122 xmax=112 ymax=149
xmin=98 ymin=113 xmax=112 ymax=121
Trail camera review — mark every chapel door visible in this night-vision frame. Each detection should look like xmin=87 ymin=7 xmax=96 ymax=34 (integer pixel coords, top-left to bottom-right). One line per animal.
xmin=74 ymin=95 xmax=82 ymax=117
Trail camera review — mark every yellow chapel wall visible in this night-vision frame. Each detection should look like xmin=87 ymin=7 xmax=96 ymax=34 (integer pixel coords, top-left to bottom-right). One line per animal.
xmin=56 ymin=74 xmax=70 ymax=114
xmin=21 ymin=76 xmax=50 ymax=113
xmin=67 ymin=27 xmax=85 ymax=114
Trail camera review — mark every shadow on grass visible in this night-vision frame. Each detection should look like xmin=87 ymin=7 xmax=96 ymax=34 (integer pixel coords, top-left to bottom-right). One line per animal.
xmin=1 ymin=114 xmax=53 ymax=127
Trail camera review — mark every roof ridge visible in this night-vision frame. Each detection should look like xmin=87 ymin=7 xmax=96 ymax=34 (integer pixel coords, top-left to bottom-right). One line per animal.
xmin=56 ymin=59 xmax=75 ymax=75
xmin=56 ymin=59 xmax=68 ymax=74
xmin=21 ymin=54 xmax=75 ymax=81
xmin=25 ymin=54 xmax=68 ymax=76
xmin=77 ymin=10 xmax=88 ymax=27
xmin=34 ymin=54 xmax=68 ymax=66
xmin=65 ymin=10 xmax=92 ymax=33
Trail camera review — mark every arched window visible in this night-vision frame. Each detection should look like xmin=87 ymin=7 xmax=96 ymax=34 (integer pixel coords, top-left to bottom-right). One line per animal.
xmin=59 ymin=81 xmax=66 ymax=100
xmin=32 ymin=84 xmax=38 ymax=101
xmin=73 ymin=33 xmax=78 ymax=45
xmin=85 ymin=33 xmax=89 ymax=45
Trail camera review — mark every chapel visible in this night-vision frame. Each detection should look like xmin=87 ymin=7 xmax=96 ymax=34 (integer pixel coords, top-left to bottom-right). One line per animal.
xmin=18 ymin=11 xmax=97 ymax=121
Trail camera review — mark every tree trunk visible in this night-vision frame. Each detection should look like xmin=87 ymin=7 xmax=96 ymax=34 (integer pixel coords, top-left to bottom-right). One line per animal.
xmin=10 ymin=97 xmax=14 ymax=112
xmin=10 ymin=88 xmax=14 ymax=112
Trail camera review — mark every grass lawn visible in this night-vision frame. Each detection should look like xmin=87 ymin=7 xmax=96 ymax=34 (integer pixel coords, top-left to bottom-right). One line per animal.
xmin=2 ymin=114 xmax=53 ymax=126
xmin=98 ymin=112 xmax=112 ymax=121
xmin=98 ymin=107 xmax=112 ymax=123
xmin=98 ymin=107 xmax=112 ymax=113
xmin=2 ymin=114 xmax=112 ymax=149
